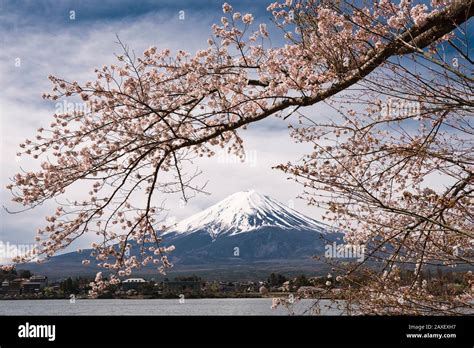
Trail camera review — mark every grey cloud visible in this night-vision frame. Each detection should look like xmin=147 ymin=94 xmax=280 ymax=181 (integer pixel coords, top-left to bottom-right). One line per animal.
xmin=0 ymin=4 xmax=333 ymax=257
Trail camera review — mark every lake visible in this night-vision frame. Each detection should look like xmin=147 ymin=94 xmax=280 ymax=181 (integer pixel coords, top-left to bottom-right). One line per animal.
xmin=0 ymin=298 xmax=343 ymax=315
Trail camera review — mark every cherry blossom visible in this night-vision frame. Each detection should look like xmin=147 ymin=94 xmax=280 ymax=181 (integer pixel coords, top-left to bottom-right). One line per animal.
xmin=4 ymin=1 xmax=472 ymax=312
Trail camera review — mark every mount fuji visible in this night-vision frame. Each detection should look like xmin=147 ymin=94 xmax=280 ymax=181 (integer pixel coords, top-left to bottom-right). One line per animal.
xmin=24 ymin=191 xmax=343 ymax=279
xmin=159 ymin=190 xmax=341 ymax=266
xmin=167 ymin=190 xmax=331 ymax=237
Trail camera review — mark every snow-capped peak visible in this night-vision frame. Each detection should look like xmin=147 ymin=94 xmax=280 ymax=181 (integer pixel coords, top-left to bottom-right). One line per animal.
xmin=169 ymin=190 xmax=330 ymax=237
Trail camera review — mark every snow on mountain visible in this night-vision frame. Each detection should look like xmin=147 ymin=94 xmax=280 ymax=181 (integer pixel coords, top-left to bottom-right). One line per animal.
xmin=169 ymin=190 xmax=331 ymax=237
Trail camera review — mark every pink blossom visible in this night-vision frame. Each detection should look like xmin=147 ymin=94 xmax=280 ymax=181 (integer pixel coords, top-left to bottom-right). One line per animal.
xmin=222 ymin=2 xmax=232 ymax=13
xmin=242 ymin=13 xmax=254 ymax=25
xmin=410 ymin=4 xmax=429 ymax=26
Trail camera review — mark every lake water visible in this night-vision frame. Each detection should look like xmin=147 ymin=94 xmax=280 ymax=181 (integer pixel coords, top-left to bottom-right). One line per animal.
xmin=0 ymin=298 xmax=343 ymax=315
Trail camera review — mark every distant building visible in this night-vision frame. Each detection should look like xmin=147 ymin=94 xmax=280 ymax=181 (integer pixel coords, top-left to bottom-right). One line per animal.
xmin=1 ymin=280 xmax=9 ymax=293
xmin=163 ymin=280 xmax=201 ymax=295
xmin=22 ymin=281 xmax=42 ymax=294
xmin=29 ymin=275 xmax=48 ymax=289
xmin=5 ymin=279 xmax=27 ymax=295
xmin=0 ymin=276 xmax=48 ymax=295
xmin=121 ymin=278 xmax=147 ymax=291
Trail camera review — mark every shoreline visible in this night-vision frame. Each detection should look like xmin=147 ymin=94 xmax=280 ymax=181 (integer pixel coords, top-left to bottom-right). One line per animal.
xmin=0 ymin=293 xmax=335 ymax=300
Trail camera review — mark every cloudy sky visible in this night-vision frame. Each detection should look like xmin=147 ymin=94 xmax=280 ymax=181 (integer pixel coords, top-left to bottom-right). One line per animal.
xmin=0 ymin=0 xmax=339 ymax=260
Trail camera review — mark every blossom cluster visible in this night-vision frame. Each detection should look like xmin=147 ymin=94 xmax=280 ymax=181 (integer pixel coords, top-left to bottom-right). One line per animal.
xmin=4 ymin=0 xmax=467 ymax=304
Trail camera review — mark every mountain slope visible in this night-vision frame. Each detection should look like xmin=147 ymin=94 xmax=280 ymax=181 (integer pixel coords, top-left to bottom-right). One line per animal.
xmin=169 ymin=190 xmax=331 ymax=237
xmin=159 ymin=191 xmax=341 ymax=264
